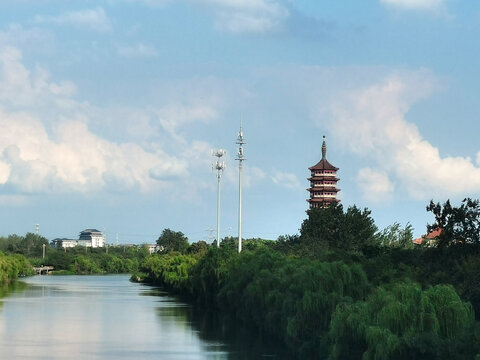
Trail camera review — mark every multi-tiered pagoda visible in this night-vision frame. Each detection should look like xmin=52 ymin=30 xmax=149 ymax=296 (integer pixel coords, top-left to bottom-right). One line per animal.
xmin=307 ymin=136 xmax=340 ymax=209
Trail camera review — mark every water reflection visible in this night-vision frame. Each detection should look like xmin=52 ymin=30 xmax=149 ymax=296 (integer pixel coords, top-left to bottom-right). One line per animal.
xmin=0 ymin=276 xmax=290 ymax=359
xmin=188 ymin=306 xmax=290 ymax=359
xmin=143 ymin=287 xmax=291 ymax=359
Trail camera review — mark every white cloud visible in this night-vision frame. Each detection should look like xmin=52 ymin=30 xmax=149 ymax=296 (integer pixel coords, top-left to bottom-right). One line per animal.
xmin=380 ymin=0 xmax=449 ymax=14
xmin=157 ymin=103 xmax=216 ymax=135
xmin=0 ymin=46 xmax=217 ymax=196
xmin=186 ymin=0 xmax=289 ymax=34
xmin=328 ymin=70 xmax=480 ymax=199
xmin=35 ymin=8 xmax=112 ymax=32
xmin=271 ymin=171 xmax=300 ymax=189
xmin=0 ymin=160 xmax=9 ymax=184
xmin=0 ymin=24 xmax=54 ymax=52
xmin=357 ymin=168 xmax=394 ymax=201
xmin=0 ymin=46 xmax=76 ymax=109
xmin=0 ymin=111 xmax=180 ymax=193
xmin=116 ymin=43 xmax=158 ymax=58
xmin=243 ymin=165 xmax=266 ymax=188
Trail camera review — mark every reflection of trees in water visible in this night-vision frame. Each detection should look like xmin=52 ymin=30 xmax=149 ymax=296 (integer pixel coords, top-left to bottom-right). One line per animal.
xmin=0 ymin=281 xmax=28 ymax=310
xmin=145 ymin=284 xmax=290 ymax=359
xmin=173 ymin=301 xmax=290 ymax=359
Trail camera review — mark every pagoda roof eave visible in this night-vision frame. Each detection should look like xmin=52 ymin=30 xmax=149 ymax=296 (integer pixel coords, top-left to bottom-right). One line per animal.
xmin=309 ymin=158 xmax=339 ymax=171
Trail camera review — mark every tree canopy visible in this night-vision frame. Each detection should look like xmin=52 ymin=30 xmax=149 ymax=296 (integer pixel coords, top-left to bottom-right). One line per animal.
xmin=299 ymin=203 xmax=377 ymax=252
xmin=376 ymin=222 xmax=414 ymax=249
xmin=427 ymin=198 xmax=480 ymax=247
xmin=329 ymin=282 xmax=474 ymax=360
xmin=157 ymin=228 xmax=189 ymax=254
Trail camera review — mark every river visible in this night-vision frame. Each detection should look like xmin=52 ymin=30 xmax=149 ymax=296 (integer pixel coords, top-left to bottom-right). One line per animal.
xmin=0 ymin=275 xmax=289 ymax=359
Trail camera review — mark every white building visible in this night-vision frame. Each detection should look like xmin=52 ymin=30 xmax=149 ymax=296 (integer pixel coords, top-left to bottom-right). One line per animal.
xmin=146 ymin=244 xmax=160 ymax=254
xmin=79 ymin=229 xmax=105 ymax=248
xmin=51 ymin=238 xmax=78 ymax=248
xmin=51 ymin=229 xmax=105 ymax=248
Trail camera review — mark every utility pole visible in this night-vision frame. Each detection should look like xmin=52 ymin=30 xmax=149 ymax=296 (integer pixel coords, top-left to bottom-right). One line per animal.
xmin=212 ymin=149 xmax=226 ymax=247
xmin=42 ymin=244 xmax=46 ymax=259
xmin=236 ymin=124 xmax=246 ymax=253
xmin=206 ymin=227 xmax=215 ymax=244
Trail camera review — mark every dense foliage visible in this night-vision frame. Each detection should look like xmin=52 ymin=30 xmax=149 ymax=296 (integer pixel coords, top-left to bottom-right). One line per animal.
xmin=135 ymin=201 xmax=480 ymax=359
xmin=299 ymin=204 xmax=378 ymax=254
xmin=0 ymin=252 xmax=34 ymax=283
xmin=156 ymin=228 xmax=189 ymax=254
xmin=0 ymin=233 xmax=49 ymax=257
xmin=427 ymin=198 xmax=480 ymax=247
xmin=45 ymin=246 xmax=148 ymax=274
xmin=330 ymin=282 xmax=474 ymax=360
xmin=0 ymin=233 xmax=149 ymax=275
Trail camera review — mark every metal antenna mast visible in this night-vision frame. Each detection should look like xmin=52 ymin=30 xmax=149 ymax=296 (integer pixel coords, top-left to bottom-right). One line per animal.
xmin=236 ymin=124 xmax=246 ymax=253
xmin=212 ymin=149 xmax=226 ymax=247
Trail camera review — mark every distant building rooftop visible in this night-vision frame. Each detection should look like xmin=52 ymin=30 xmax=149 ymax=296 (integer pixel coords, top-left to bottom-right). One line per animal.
xmin=413 ymin=228 xmax=442 ymax=245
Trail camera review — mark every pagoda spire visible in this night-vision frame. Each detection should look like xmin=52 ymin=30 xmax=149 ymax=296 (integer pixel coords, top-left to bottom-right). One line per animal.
xmin=321 ymin=135 xmax=327 ymax=160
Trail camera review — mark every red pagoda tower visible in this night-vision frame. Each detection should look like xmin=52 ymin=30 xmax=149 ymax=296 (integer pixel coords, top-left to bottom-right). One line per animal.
xmin=307 ymin=136 xmax=340 ymax=209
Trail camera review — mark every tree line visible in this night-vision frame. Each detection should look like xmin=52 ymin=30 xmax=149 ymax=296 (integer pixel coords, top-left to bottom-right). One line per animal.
xmin=0 ymin=233 xmax=149 ymax=275
xmin=133 ymin=198 xmax=480 ymax=359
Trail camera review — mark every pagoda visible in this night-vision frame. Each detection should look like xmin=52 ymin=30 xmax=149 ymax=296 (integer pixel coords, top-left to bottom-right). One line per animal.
xmin=307 ymin=136 xmax=340 ymax=209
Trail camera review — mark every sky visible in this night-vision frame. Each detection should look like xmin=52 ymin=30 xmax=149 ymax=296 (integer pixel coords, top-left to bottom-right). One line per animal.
xmin=0 ymin=0 xmax=479 ymax=244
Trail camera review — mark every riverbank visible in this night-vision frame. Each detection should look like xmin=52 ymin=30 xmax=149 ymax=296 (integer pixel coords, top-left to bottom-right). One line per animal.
xmin=133 ymin=243 xmax=479 ymax=359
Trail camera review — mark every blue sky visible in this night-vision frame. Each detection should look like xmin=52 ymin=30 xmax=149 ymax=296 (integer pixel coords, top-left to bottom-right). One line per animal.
xmin=0 ymin=0 xmax=479 ymax=243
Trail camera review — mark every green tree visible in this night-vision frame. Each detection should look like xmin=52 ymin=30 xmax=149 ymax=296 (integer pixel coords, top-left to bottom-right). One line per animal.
xmin=377 ymin=222 xmax=414 ymax=249
xmin=21 ymin=233 xmax=50 ymax=257
xmin=187 ymin=240 xmax=209 ymax=255
xmin=300 ymin=203 xmax=343 ymax=250
xmin=427 ymin=198 xmax=480 ymax=247
xmin=73 ymin=255 xmax=102 ymax=274
xmin=299 ymin=203 xmax=377 ymax=252
xmin=340 ymin=205 xmax=378 ymax=251
xmin=157 ymin=228 xmax=189 ymax=254
xmin=329 ymin=282 xmax=475 ymax=360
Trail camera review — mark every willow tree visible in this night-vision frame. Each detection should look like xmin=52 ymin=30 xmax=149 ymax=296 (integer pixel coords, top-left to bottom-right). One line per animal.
xmin=329 ymin=282 xmax=475 ymax=360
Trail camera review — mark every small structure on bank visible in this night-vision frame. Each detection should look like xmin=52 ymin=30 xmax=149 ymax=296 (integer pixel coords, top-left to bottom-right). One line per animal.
xmin=307 ymin=136 xmax=340 ymax=209
xmin=33 ymin=266 xmax=54 ymax=275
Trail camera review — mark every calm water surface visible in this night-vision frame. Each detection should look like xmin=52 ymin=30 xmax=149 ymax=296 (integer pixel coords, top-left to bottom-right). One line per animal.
xmin=0 ymin=275 xmax=288 ymax=359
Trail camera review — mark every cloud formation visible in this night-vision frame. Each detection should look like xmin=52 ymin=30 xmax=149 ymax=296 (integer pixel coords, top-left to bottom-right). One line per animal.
xmin=0 ymin=46 xmax=216 ymax=196
xmin=0 ymin=24 xmax=54 ymax=51
xmin=34 ymin=8 xmax=112 ymax=32
xmin=116 ymin=43 xmax=158 ymax=58
xmin=357 ymin=168 xmax=395 ymax=201
xmin=187 ymin=0 xmax=290 ymax=34
xmin=271 ymin=171 xmax=301 ymax=189
xmin=380 ymin=0 xmax=448 ymax=13
xmin=0 ymin=111 xmax=186 ymax=193
xmin=0 ymin=47 xmax=76 ymax=109
xmin=328 ymin=70 xmax=480 ymax=199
